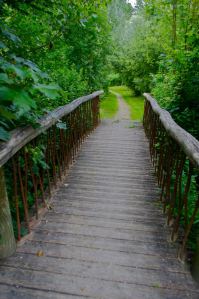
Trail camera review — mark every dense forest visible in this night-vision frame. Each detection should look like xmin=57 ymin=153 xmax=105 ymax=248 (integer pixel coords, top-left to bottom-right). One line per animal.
xmin=108 ymin=0 xmax=199 ymax=139
xmin=0 ymin=0 xmax=198 ymax=140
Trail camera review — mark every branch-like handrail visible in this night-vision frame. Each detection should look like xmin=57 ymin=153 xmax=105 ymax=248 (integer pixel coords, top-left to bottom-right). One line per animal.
xmin=0 ymin=90 xmax=102 ymax=258
xmin=144 ymin=93 xmax=199 ymax=168
xmin=0 ymin=91 xmax=103 ymax=167
xmin=143 ymin=93 xmax=199 ymax=261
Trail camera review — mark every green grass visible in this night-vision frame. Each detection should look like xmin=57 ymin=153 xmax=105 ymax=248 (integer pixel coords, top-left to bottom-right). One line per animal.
xmin=100 ymin=92 xmax=118 ymax=119
xmin=110 ymin=86 xmax=144 ymax=121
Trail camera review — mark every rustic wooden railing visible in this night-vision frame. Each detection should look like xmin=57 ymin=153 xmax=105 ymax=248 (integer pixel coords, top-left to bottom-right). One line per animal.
xmin=143 ymin=93 xmax=199 ymax=261
xmin=0 ymin=91 xmax=102 ymax=258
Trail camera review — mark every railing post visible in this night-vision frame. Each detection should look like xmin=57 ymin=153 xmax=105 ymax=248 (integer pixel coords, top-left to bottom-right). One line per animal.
xmin=0 ymin=167 xmax=16 ymax=258
xmin=192 ymin=236 xmax=199 ymax=283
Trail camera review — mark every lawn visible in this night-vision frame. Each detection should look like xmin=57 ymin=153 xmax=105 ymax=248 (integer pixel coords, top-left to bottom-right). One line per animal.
xmin=100 ymin=92 xmax=118 ymax=119
xmin=110 ymin=86 xmax=144 ymax=121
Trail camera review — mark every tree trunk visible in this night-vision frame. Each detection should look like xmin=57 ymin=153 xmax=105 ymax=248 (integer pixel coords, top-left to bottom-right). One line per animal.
xmin=0 ymin=167 xmax=16 ymax=258
xmin=172 ymin=0 xmax=177 ymax=48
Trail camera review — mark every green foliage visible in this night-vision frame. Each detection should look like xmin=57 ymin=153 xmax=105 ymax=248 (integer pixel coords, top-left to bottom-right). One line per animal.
xmin=100 ymin=91 xmax=118 ymax=119
xmin=108 ymin=0 xmax=133 ymax=46
xmin=109 ymin=0 xmax=199 ymax=139
xmin=145 ymin=0 xmax=199 ymax=139
xmin=107 ymin=72 xmax=122 ymax=87
xmin=0 ymin=0 xmax=111 ymax=140
xmin=26 ymin=145 xmax=49 ymax=175
xmin=4 ymin=0 xmax=111 ymax=96
xmin=0 ymin=22 xmax=61 ymax=140
xmin=108 ymin=1 xmax=162 ymax=95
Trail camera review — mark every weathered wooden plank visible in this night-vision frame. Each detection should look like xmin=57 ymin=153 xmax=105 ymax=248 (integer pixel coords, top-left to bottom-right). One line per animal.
xmin=49 ymin=206 xmax=164 ymax=222
xmin=16 ymin=240 xmax=182 ymax=270
xmin=0 ymin=254 xmax=195 ymax=289
xmin=68 ymin=170 xmax=155 ymax=179
xmin=54 ymin=189 xmax=160 ymax=201
xmin=51 ymin=198 xmax=161 ymax=211
xmin=53 ymin=193 xmax=161 ymax=205
xmin=23 ymin=230 xmax=177 ymax=256
xmin=56 ymin=185 xmax=160 ymax=197
xmin=64 ymin=177 xmax=157 ymax=188
xmin=48 ymin=200 xmax=162 ymax=214
xmin=32 ymin=222 xmax=169 ymax=243
xmin=0 ymin=266 xmax=198 ymax=299
xmin=45 ymin=211 xmax=166 ymax=226
xmin=43 ymin=213 xmax=165 ymax=230
xmin=0 ymin=284 xmax=87 ymax=299
xmin=46 ymin=210 xmax=167 ymax=223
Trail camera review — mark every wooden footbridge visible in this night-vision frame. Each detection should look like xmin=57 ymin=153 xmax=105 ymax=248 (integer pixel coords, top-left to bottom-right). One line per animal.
xmin=0 ymin=91 xmax=199 ymax=298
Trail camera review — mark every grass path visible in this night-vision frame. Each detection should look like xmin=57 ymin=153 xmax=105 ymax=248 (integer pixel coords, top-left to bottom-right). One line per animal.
xmin=110 ymin=86 xmax=144 ymax=121
xmin=110 ymin=90 xmax=130 ymax=120
xmin=100 ymin=86 xmax=144 ymax=121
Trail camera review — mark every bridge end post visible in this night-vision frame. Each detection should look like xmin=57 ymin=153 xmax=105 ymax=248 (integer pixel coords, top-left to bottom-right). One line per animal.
xmin=0 ymin=167 xmax=16 ymax=258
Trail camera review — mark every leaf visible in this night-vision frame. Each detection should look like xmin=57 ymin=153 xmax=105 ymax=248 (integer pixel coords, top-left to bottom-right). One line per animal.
xmin=39 ymin=160 xmax=49 ymax=170
xmin=47 ymin=203 xmax=53 ymax=210
xmin=0 ymin=120 xmax=9 ymax=128
xmin=0 ymin=73 xmax=13 ymax=84
xmin=0 ymin=127 xmax=10 ymax=141
xmin=80 ymin=18 xmax=88 ymax=27
xmin=2 ymin=29 xmax=21 ymax=43
xmin=0 ymin=87 xmax=36 ymax=110
xmin=11 ymin=56 xmax=48 ymax=78
xmin=24 ymin=60 xmax=48 ymax=77
xmin=194 ymin=219 xmax=199 ymax=225
xmin=0 ymin=106 xmax=16 ymax=120
xmin=0 ymin=86 xmax=14 ymax=102
xmin=92 ymin=13 xmax=98 ymax=19
xmin=56 ymin=122 xmax=67 ymax=130
xmin=0 ymin=41 xmax=6 ymax=49
xmin=7 ymin=65 xmax=28 ymax=80
xmin=34 ymin=83 xmax=61 ymax=99
xmin=10 ymin=55 xmax=25 ymax=64
xmin=36 ymin=250 xmax=44 ymax=257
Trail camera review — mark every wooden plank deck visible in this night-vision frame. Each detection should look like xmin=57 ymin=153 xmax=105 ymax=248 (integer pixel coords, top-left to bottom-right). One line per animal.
xmin=0 ymin=117 xmax=198 ymax=298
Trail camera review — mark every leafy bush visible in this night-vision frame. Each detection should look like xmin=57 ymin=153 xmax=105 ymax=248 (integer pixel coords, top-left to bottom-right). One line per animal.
xmin=0 ymin=23 xmax=60 ymax=140
xmin=0 ymin=0 xmax=111 ymax=140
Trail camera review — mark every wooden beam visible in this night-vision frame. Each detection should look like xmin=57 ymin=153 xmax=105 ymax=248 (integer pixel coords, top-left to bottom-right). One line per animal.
xmin=0 ymin=91 xmax=103 ymax=167
xmin=0 ymin=167 xmax=16 ymax=258
xmin=143 ymin=93 xmax=199 ymax=168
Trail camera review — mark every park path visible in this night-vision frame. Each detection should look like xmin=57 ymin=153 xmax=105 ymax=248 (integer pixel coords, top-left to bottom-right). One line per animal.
xmin=0 ymin=93 xmax=198 ymax=298
xmin=111 ymin=90 xmax=131 ymax=121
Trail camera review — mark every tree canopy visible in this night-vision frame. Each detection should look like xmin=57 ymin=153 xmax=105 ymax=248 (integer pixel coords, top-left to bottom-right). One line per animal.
xmin=0 ymin=0 xmax=111 ymax=140
xmin=108 ymin=0 xmax=199 ymax=139
xmin=0 ymin=0 xmax=199 ymax=140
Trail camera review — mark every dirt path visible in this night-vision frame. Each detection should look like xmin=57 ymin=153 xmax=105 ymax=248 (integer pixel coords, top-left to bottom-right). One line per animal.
xmin=111 ymin=90 xmax=130 ymax=120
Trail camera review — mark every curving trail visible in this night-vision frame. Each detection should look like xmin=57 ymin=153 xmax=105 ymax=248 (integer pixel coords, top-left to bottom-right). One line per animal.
xmin=111 ymin=90 xmax=131 ymax=121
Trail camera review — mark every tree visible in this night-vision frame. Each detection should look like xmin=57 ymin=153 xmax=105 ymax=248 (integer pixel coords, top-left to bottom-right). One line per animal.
xmin=0 ymin=0 xmax=111 ymax=139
